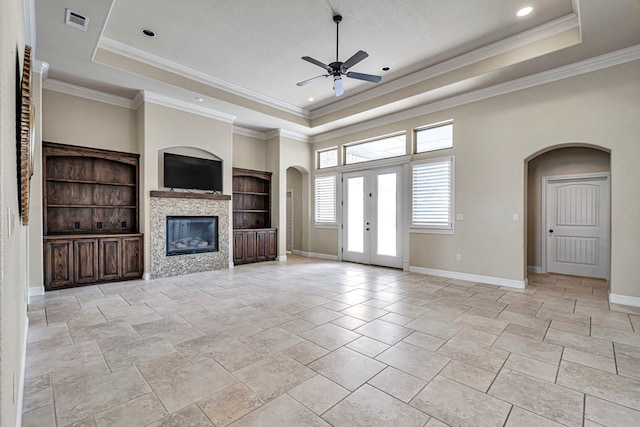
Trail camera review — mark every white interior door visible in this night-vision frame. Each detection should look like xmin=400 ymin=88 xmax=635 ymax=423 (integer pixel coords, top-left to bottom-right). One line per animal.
xmin=342 ymin=167 xmax=402 ymax=268
xmin=545 ymin=174 xmax=609 ymax=279
xmin=286 ymin=191 xmax=293 ymax=252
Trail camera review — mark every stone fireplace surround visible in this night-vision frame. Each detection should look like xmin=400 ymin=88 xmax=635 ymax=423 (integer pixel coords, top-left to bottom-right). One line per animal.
xmin=150 ymin=191 xmax=231 ymax=278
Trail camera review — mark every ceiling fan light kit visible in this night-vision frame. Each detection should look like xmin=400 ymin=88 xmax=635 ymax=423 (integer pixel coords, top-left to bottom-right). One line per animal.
xmin=297 ymin=14 xmax=382 ymax=97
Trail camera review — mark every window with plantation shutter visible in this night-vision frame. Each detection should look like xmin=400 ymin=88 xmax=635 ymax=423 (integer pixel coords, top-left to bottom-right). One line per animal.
xmin=411 ymin=156 xmax=454 ymax=232
xmin=314 ymin=174 xmax=337 ymax=226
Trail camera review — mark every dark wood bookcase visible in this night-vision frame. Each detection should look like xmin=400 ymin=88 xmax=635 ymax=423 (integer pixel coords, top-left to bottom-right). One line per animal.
xmin=42 ymin=142 xmax=143 ymax=290
xmin=232 ymin=168 xmax=277 ymax=265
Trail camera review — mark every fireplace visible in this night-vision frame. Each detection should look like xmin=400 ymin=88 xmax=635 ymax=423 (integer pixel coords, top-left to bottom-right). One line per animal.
xmin=166 ymin=216 xmax=218 ymax=256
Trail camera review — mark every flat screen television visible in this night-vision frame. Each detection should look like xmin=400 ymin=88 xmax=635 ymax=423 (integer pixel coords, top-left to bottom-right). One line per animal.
xmin=163 ymin=153 xmax=222 ymax=192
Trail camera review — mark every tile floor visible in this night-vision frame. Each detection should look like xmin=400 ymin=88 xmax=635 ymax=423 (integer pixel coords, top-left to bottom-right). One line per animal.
xmin=22 ymin=256 xmax=640 ymax=426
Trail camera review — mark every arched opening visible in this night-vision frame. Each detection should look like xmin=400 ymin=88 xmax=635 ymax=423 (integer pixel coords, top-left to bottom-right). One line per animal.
xmin=285 ymin=165 xmax=309 ymax=257
xmin=525 ymin=144 xmax=611 ymax=283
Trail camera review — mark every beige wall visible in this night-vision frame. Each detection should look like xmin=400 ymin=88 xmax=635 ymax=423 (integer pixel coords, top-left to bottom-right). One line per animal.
xmin=233 ymin=133 xmax=267 ymax=171
xmin=527 ymin=147 xmax=610 ymax=268
xmin=42 ymin=89 xmax=137 ymax=153
xmin=140 ymin=102 xmax=234 ymax=273
xmin=28 ymin=69 xmax=44 ymax=290
xmin=0 ymin=0 xmax=28 ymax=424
xmin=286 ymin=167 xmax=303 ymax=251
xmin=311 ymin=60 xmax=640 ymax=298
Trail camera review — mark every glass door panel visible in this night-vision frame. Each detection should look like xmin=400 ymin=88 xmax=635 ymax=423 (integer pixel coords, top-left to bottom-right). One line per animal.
xmin=342 ymin=167 xmax=402 ymax=268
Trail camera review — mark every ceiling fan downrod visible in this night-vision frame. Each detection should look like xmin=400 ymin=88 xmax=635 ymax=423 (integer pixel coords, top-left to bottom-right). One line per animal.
xmin=334 ymin=14 xmax=342 ymax=64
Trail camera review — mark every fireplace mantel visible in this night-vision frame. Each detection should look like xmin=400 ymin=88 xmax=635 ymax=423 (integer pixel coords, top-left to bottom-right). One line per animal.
xmin=151 ymin=191 xmax=231 ymax=201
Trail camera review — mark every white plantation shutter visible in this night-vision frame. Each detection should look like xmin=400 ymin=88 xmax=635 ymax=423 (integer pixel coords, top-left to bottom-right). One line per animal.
xmin=412 ymin=157 xmax=453 ymax=229
xmin=315 ymin=175 xmax=337 ymax=224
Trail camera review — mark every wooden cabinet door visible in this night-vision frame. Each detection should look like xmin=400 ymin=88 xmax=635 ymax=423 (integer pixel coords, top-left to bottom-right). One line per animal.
xmin=256 ymin=230 xmax=267 ymax=261
xmin=244 ymin=231 xmax=257 ymax=263
xmin=45 ymin=239 xmax=74 ymax=290
xmin=233 ymin=231 xmax=245 ymax=265
xmin=122 ymin=236 xmax=143 ymax=279
xmin=74 ymin=239 xmax=99 ymax=284
xmin=99 ymin=237 xmax=122 ymax=281
xmin=266 ymin=229 xmax=277 ymax=260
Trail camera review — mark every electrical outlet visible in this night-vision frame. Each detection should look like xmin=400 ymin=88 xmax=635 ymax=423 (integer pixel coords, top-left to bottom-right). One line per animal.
xmin=512 ymin=213 xmax=519 ymax=221
xmin=456 ymin=213 xmax=464 ymax=221
xmin=456 ymin=254 xmax=462 ymax=261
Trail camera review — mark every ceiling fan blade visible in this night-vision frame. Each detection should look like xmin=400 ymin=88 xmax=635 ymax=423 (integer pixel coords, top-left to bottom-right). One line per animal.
xmin=302 ymin=56 xmax=332 ymax=72
xmin=341 ymin=50 xmax=368 ymax=71
xmin=346 ymin=71 xmax=382 ymax=83
xmin=333 ymin=77 xmax=344 ymax=97
xmin=296 ymin=74 xmax=330 ymax=86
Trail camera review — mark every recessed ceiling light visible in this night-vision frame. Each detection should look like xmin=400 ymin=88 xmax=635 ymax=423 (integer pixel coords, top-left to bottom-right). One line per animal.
xmin=517 ymin=6 xmax=533 ymax=17
xmin=194 ymin=96 xmax=204 ymax=102
xmin=308 ymin=97 xmax=314 ymax=102
xmin=381 ymin=66 xmax=391 ymax=72
xmin=141 ymin=28 xmax=156 ymax=37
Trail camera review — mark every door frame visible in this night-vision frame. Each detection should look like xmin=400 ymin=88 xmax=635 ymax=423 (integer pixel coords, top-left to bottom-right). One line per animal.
xmin=540 ymin=171 xmax=610 ymax=278
xmin=336 ymin=155 xmax=411 ymax=268
xmin=286 ymin=189 xmax=293 ymax=253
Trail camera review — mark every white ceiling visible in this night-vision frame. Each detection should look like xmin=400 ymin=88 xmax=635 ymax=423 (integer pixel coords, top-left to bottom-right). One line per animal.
xmin=33 ymin=0 xmax=640 ymax=139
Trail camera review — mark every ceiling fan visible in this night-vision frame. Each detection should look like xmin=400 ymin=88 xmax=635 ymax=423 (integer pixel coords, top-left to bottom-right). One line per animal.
xmin=297 ymin=14 xmax=381 ymax=97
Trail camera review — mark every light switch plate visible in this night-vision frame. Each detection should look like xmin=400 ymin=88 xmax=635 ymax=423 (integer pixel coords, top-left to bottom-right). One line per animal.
xmin=456 ymin=213 xmax=464 ymax=221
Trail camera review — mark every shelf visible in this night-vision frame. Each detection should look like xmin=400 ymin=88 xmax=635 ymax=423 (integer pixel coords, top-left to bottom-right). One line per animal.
xmin=46 ymin=178 xmax=136 ymax=187
xmin=234 ymin=191 xmax=269 ymax=196
xmin=48 ymin=205 xmax=136 ymax=209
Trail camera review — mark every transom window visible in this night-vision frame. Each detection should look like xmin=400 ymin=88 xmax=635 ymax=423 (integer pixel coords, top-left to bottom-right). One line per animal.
xmin=317 ymin=147 xmax=338 ymax=169
xmin=415 ymin=121 xmax=453 ymax=153
xmin=345 ymin=133 xmax=406 ymax=165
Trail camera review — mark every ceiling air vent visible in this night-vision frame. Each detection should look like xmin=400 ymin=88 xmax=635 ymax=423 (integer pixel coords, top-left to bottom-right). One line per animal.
xmin=65 ymin=9 xmax=89 ymax=31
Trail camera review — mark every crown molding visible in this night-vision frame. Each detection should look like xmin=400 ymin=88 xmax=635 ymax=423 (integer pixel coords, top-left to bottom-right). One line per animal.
xmin=143 ymin=91 xmax=236 ymax=123
xmin=311 ymin=44 xmax=640 ymax=143
xmin=98 ymin=37 xmax=309 ymax=119
xmin=264 ymin=128 xmax=310 ymax=143
xmin=310 ymin=13 xmax=580 ymax=120
xmin=33 ymin=60 xmax=49 ymax=78
xmin=43 ymin=79 xmax=135 ymax=109
xmin=132 ymin=91 xmax=144 ymax=109
xmin=233 ymin=126 xmax=266 ymax=140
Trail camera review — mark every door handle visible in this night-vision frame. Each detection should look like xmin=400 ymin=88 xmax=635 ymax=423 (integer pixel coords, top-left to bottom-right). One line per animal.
xmin=549 ymin=229 xmax=554 ymax=233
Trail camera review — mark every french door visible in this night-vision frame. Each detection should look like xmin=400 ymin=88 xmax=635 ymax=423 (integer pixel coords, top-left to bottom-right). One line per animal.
xmin=342 ymin=166 xmax=403 ymax=268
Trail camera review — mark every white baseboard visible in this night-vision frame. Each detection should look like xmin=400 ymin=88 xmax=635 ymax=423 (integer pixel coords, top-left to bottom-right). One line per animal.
xmin=142 ymin=272 xmax=151 ymax=280
xmin=527 ymin=265 xmax=544 ymax=274
xmin=278 ymin=255 xmax=288 ymax=262
xmin=403 ymin=260 xmax=410 ymax=272
xmin=292 ymin=249 xmax=304 ymax=256
xmin=229 ymin=262 xmax=234 ymax=269
xmin=16 ymin=315 xmax=28 ymax=427
xmin=298 ymin=251 xmax=339 ymax=261
xmin=409 ymin=266 xmax=527 ymax=289
xmin=609 ymin=293 xmax=640 ymax=308
xmin=28 ymin=285 xmax=45 ymax=303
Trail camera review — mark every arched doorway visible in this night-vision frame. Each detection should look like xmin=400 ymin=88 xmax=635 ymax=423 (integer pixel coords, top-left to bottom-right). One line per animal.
xmin=526 ymin=145 xmax=611 ymax=279
xmin=285 ymin=166 xmax=305 ymax=255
